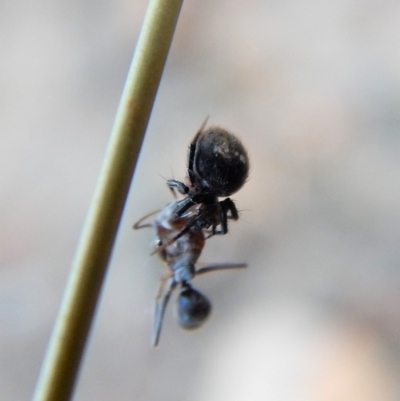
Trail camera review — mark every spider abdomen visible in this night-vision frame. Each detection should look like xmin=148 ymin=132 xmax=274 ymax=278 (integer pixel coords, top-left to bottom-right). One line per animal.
xmin=191 ymin=127 xmax=249 ymax=197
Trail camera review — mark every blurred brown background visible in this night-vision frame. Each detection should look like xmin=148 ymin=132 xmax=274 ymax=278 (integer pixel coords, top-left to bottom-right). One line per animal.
xmin=2 ymin=0 xmax=400 ymax=400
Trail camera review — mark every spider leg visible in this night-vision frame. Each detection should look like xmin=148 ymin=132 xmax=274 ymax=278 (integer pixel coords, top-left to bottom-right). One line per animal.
xmin=219 ymin=203 xmax=229 ymax=235
xmin=205 ymin=198 xmax=239 ymax=238
xmin=222 ymin=197 xmax=239 ymax=220
xmin=152 ymin=276 xmax=178 ymax=347
xmin=167 ymin=179 xmax=189 ymax=196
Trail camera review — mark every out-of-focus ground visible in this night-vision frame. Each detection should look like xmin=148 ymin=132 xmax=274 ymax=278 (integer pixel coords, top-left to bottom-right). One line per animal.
xmin=2 ymin=0 xmax=400 ymax=400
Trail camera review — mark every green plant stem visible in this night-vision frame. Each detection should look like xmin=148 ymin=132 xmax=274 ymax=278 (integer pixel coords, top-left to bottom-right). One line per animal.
xmin=32 ymin=1 xmax=184 ymax=400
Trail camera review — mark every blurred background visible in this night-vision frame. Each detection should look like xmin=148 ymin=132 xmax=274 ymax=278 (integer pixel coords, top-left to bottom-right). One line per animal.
xmin=2 ymin=0 xmax=400 ymax=400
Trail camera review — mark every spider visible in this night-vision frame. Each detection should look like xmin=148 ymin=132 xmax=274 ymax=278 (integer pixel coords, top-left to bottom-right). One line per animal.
xmin=134 ymin=201 xmax=246 ymax=346
xmin=164 ymin=120 xmax=249 ymax=247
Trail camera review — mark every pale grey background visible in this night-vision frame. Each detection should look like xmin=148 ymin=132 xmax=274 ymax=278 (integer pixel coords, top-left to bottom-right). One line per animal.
xmin=2 ymin=0 xmax=400 ymax=400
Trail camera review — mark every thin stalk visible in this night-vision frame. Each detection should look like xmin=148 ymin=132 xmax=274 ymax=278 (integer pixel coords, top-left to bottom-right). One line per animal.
xmin=32 ymin=0 xmax=184 ymax=400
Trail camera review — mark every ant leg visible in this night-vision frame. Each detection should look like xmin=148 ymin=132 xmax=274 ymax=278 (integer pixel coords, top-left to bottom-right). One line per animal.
xmin=196 ymin=263 xmax=247 ymax=276
xmin=133 ymin=210 xmax=160 ymax=230
xmin=152 ymin=276 xmax=177 ymax=347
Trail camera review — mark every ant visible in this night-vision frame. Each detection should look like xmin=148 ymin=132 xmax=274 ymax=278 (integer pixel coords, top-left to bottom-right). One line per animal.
xmin=134 ymin=200 xmax=246 ymax=346
xmin=163 ymin=120 xmax=249 ymax=248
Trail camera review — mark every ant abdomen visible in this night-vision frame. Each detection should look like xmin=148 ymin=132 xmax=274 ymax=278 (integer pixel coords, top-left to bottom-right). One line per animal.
xmin=176 ymin=284 xmax=211 ymax=330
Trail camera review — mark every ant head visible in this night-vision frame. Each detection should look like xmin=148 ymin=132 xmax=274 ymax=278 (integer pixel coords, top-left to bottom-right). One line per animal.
xmin=189 ymin=127 xmax=249 ymax=197
xmin=176 ymin=283 xmax=211 ymax=329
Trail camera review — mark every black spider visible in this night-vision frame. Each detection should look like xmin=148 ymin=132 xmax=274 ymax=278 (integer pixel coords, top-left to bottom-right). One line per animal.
xmin=166 ymin=120 xmax=249 ymax=245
